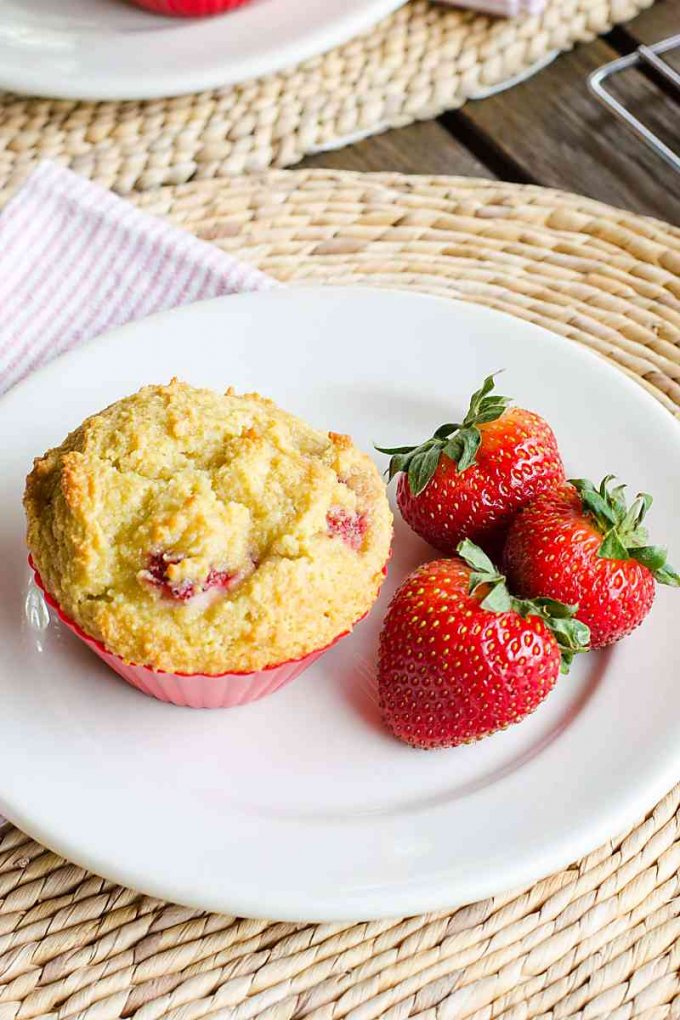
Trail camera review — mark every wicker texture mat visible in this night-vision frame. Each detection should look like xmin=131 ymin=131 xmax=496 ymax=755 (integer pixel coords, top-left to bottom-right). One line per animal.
xmin=2 ymin=170 xmax=680 ymax=1019
xmin=0 ymin=0 xmax=653 ymax=199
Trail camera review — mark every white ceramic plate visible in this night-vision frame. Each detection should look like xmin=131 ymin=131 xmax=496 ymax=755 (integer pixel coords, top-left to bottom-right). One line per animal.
xmin=0 ymin=0 xmax=407 ymax=100
xmin=1 ymin=287 xmax=679 ymax=922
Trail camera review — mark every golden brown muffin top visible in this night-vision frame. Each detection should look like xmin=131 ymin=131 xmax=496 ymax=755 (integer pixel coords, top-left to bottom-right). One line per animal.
xmin=25 ymin=380 xmax=392 ymax=673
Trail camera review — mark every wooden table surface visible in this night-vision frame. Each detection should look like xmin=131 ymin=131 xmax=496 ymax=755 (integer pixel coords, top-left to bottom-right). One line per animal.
xmin=301 ymin=0 xmax=680 ymax=226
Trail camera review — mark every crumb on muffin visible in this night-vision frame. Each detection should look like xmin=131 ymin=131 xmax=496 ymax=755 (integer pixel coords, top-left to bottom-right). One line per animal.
xmin=24 ymin=380 xmax=392 ymax=674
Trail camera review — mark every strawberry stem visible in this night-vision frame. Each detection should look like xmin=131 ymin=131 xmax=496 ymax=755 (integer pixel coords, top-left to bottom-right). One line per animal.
xmin=375 ymin=373 xmax=511 ymax=496
xmin=457 ymin=539 xmax=590 ymax=672
xmin=570 ymin=476 xmax=680 ymax=586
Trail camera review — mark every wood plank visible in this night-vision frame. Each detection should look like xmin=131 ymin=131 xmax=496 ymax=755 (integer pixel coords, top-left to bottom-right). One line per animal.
xmin=299 ymin=121 xmax=496 ymax=178
xmin=616 ymin=0 xmax=679 ymax=45
xmin=447 ymin=36 xmax=679 ymax=224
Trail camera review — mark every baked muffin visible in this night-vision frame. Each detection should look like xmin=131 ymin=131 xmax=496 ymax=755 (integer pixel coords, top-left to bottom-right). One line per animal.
xmin=25 ymin=380 xmax=392 ymax=682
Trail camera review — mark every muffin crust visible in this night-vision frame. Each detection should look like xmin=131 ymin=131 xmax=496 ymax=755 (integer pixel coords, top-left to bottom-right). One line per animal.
xmin=25 ymin=380 xmax=392 ymax=673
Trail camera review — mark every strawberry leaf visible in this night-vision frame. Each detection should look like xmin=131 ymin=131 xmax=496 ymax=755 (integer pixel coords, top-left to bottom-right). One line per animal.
xmin=513 ymin=597 xmax=591 ymax=673
xmin=456 ymin=429 xmax=482 ymax=472
xmin=375 ymin=373 xmax=511 ymax=494
xmin=532 ymin=597 xmax=577 ymax=619
xmin=433 ymin=423 xmax=459 ymax=439
xmin=457 ymin=538 xmax=496 ymax=574
xmin=630 ymin=545 xmax=680 ymax=585
xmin=407 ymin=445 xmax=442 ymax=496
xmin=571 ymin=479 xmax=618 ymax=527
xmin=654 ymin=563 xmax=680 ymax=586
xmin=571 ymin=475 xmax=679 ymax=587
xmin=629 ymin=544 xmax=667 ymax=572
xmin=383 ymin=451 xmax=412 ymax=482
xmin=597 ymin=529 xmax=630 ymax=561
xmin=457 ymin=538 xmax=509 ymax=604
xmin=457 ymin=541 xmax=590 ymax=672
xmin=480 ymin=583 xmax=513 ymax=613
xmin=442 ymin=428 xmax=482 ymax=473
xmin=538 ymin=610 xmax=591 ymax=674
xmin=375 ymin=444 xmax=420 ymax=455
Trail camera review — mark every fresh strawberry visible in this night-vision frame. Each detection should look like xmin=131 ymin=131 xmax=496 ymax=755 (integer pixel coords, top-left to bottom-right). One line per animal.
xmin=376 ymin=375 xmax=564 ymax=558
xmin=503 ymin=476 xmax=680 ymax=649
xmin=378 ymin=540 xmax=590 ymax=749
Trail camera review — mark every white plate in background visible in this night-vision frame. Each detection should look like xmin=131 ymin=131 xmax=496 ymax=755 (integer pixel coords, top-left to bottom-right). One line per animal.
xmin=0 ymin=287 xmax=679 ymax=921
xmin=0 ymin=0 xmax=407 ymax=100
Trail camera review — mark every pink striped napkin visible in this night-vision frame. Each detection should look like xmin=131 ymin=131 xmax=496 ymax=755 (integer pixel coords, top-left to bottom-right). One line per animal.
xmin=438 ymin=0 xmax=544 ymax=14
xmin=0 ymin=161 xmax=274 ymax=396
xmin=0 ymin=161 xmax=275 ymax=830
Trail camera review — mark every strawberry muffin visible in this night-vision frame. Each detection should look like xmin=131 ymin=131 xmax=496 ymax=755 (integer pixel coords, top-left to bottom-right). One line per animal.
xmin=25 ymin=380 xmax=392 ymax=686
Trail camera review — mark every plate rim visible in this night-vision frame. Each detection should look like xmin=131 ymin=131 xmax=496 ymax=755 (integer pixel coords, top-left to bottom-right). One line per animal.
xmin=1 ymin=285 xmax=679 ymax=922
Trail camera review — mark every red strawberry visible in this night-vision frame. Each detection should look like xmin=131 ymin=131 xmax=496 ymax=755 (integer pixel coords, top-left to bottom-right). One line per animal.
xmin=376 ymin=375 xmax=564 ymax=559
xmin=503 ymin=476 xmax=680 ymax=649
xmin=378 ymin=540 xmax=589 ymax=749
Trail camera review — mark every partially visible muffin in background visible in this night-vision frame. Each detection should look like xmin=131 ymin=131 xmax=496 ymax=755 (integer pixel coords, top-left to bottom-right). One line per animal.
xmin=25 ymin=380 xmax=392 ymax=674
xmin=128 ymin=1 xmax=252 ymax=17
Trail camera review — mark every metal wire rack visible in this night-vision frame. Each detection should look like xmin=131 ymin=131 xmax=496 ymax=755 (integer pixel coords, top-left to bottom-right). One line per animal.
xmin=589 ymin=33 xmax=680 ymax=173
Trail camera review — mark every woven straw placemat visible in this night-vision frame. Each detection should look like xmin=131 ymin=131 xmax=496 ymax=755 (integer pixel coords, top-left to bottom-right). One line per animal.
xmin=2 ymin=170 xmax=679 ymax=1019
xmin=0 ymin=0 xmax=654 ymax=199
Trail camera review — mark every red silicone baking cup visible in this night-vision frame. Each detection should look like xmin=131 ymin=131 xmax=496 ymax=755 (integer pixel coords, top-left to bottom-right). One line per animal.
xmin=128 ymin=0 xmax=250 ymax=16
xmin=29 ymin=558 xmax=387 ymax=709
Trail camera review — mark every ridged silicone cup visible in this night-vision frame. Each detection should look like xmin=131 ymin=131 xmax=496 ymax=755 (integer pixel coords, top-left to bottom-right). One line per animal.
xmin=127 ymin=0 xmax=251 ymax=16
xmin=29 ymin=560 xmax=382 ymax=709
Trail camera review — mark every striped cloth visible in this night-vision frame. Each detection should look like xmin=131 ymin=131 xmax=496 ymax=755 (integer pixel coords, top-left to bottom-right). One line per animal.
xmin=0 ymin=161 xmax=274 ymax=396
xmin=437 ymin=0 xmax=544 ymax=13
xmin=0 ymin=162 xmax=275 ymax=830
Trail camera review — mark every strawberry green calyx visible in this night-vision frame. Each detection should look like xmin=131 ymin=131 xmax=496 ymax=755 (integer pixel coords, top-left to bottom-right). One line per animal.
xmin=570 ymin=476 xmax=680 ymax=587
xmin=456 ymin=538 xmax=510 ymax=610
xmin=457 ymin=539 xmax=591 ymax=672
xmin=375 ymin=373 xmax=511 ymax=496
